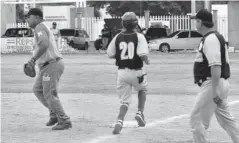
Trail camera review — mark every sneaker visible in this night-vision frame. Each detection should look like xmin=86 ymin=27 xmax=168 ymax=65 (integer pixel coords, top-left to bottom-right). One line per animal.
xmin=112 ymin=120 xmax=123 ymax=135
xmin=52 ymin=121 xmax=72 ymax=130
xmin=46 ymin=118 xmax=58 ymax=126
xmin=135 ymin=111 xmax=146 ymax=127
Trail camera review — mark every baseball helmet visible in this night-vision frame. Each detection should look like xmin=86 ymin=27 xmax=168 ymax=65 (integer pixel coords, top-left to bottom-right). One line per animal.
xmin=122 ymin=12 xmax=138 ymax=30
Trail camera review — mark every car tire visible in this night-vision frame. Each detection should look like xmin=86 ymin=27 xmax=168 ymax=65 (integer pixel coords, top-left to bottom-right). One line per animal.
xmin=69 ymin=41 xmax=80 ymax=50
xmin=84 ymin=42 xmax=89 ymax=50
xmin=159 ymin=43 xmax=170 ymax=53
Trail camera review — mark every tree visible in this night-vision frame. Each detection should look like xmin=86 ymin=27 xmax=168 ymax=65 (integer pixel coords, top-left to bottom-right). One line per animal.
xmin=16 ymin=4 xmax=25 ymax=23
xmin=87 ymin=1 xmax=191 ymax=17
xmin=87 ymin=1 xmax=109 ymax=17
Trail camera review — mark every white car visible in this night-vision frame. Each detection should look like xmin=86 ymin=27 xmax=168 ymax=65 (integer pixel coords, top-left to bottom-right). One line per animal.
xmin=60 ymin=28 xmax=90 ymax=50
xmin=148 ymin=30 xmax=203 ymax=52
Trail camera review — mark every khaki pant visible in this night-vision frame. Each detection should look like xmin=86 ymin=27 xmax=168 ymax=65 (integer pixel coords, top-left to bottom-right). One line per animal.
xmin=117 ymin=68 xmax=147 ymax=105
xmin=33 ymin=59 xmax=70 ymax=123
xmin=190 ymin=78 xmax=239 ymax=143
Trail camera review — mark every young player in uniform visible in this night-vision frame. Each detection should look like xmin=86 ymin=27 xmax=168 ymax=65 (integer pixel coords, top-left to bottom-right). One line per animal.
xmin=107 ymin=12 xmax=150 ymax=135
xmin=191 ymin=9 xmax=239 ymax=142
xmin=25 ymin=8 xmax=72 ymax=130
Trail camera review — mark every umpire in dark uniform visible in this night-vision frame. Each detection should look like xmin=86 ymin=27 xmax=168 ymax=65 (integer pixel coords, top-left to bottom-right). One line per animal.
xmin=190 ymin=9 xmax=239 ymax=142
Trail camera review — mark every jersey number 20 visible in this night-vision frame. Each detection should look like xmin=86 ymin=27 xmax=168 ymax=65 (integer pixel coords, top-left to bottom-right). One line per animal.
xmin=119 ymin=42 xmax=135 ymax=60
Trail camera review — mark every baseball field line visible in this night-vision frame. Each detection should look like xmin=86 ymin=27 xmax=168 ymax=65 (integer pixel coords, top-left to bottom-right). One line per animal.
xmin=85 ymin=100 xmax=239 ymax=143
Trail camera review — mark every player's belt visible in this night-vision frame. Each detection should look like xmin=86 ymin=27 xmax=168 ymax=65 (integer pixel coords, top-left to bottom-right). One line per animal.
xmin=197 ymin=76 xmax=229 ymax=87
xmin=196 ymin=77 xmax=211 ymax=86
xmin=118 ymin=67 xmax=142 ymax=70
xmin=42 ymin=57 xmax=62 ymax=67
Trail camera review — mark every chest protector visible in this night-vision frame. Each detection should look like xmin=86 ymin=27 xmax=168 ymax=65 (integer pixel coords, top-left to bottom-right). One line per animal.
xmin=193 ymin=31 xmax=230 ymax=86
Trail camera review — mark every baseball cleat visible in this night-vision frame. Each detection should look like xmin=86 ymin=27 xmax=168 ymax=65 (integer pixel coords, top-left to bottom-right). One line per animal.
xmin=46 ymin=118 xmax=58 ymax=126
xmin=135 ymin=111 xmax=146 ymax=127
xmin=112 ymin=120 xmax=123 ymax=135
xmin=52 ymin=121 xmax=72 ymax=130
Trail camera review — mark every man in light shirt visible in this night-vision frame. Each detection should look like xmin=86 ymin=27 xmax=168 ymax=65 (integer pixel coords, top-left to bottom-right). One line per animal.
xmin=25 ymin=8 xmax=72 ymax=130
xmin=50 ymin=22 xmax=60 ymax=47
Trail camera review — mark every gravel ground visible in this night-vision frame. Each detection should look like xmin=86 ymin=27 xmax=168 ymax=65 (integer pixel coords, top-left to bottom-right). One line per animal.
xmin=1 ymin=52 xmax=239 ymax=143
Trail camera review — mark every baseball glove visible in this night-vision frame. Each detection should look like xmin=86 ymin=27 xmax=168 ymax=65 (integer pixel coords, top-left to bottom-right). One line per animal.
xmin=24 ymin=59 xmax=36 ymax=78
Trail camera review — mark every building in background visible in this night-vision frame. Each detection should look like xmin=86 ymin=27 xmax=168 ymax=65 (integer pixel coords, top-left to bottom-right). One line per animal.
xmin=228 ymin=1 xmax=239 ymax=51
xmin=1 ymin=1 xmax=16 ymax=36
xmin=1 ymin=0 xmax=92 ymax=31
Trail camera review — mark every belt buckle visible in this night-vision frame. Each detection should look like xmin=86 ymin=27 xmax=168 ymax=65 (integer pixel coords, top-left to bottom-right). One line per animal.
xmin=197 ymin=79 xmax=203 ymax=86
xmin=42 ymin=58 xmax=57 ymax=68
xmin=56 ymin=57 xmax=61 ymax=61
xmin=206 ymin=77 xmax=211 ymax=80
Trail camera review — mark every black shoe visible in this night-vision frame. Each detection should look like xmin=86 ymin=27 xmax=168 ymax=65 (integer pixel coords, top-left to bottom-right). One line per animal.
xmin=46 ymin=118 xmax=58 ymax=126
xmin=112 ymin=120 xmax=123 ymax=135
xmin=135 ymin=111 xmax=146 ymax=127
xmin=52 ymin=121 xmax=72 ymax=130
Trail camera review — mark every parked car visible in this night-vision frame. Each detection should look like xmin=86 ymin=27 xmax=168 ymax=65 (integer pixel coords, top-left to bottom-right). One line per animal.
xmin=60 ymin=28 xmax=90 ymax=50
xmin=145 ymin=27 xmax=167 ymax=42
xmin=1 ymin=28 xmax=34 ymax=38
xmin=148 ymin=30 xmax=203 ymax=52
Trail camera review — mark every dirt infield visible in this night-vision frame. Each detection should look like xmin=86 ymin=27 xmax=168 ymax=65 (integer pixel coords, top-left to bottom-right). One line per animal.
xmin=1 ymin=52 xmax=239 ymax=143
xmin=2 ymin=52 xmax=239 ymax=95
xmin=1 ymin=93 xmax=238 ymax=143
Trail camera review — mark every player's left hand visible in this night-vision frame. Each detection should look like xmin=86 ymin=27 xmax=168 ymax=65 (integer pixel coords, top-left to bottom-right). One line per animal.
xmin=23 ymin=57 xmax=36 ymax=78
xmin=213 ymin=95 xmax=223 ymax=105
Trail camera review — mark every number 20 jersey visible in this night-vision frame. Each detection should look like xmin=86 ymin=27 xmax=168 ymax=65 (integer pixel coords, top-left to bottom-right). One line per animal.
xmin=115 ymin=32 xmax=143 ymax=69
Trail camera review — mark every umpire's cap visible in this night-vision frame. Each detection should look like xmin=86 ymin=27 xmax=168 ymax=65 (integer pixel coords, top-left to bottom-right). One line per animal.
xmin=191 ymin=9 xmax=214 ymax=26
xmin=26 ymin=8 xmax=43 ymax=18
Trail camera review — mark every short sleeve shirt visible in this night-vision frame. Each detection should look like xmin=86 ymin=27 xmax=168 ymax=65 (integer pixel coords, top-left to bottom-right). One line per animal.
xmin=203 ymin=34 xmax=221 ymax=66
xmin=33 ymin=22 xmax=62 ymax=66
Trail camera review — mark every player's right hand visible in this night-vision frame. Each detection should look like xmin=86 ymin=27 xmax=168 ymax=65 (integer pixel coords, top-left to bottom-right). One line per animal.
xmin=213 ymin=96 xmax=223 ymax=105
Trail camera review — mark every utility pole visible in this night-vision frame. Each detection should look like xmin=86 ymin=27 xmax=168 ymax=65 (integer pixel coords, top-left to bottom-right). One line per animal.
xmin=204 ymin=0 xmax=211 ymax=11
xmin=191 ymin=0 xmax=196 ymax=30
xmin=75 ymin=1 xmax=82 ymax=29
xmin=212 ymin=10 xmax=218 ymax=31
xmin=191 ymin=0 xmax=196 ymax=15
xmin=144 ymin=10 xmax=150 ymax=30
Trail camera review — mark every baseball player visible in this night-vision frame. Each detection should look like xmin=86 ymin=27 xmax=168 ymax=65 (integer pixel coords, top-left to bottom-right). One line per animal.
xmin=191 ymin=9 xmax=239 ymax=142
xmin=50 ymin=22 xmax=60 ymax=47
xmin=107 ymin=12 xmax=150 ymax=135
xmin=25 ymin=8 xmax=72 ymax=130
